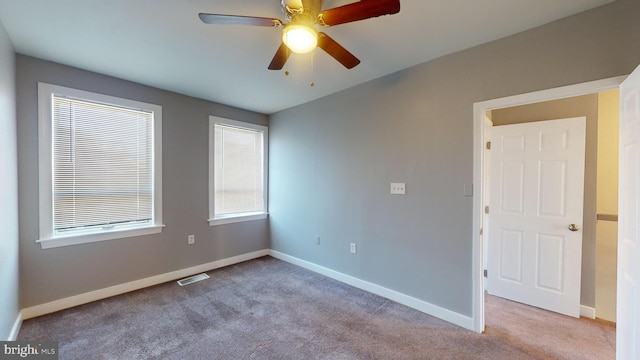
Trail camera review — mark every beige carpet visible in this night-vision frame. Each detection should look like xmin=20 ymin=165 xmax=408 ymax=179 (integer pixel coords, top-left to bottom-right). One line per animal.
xmin=18 ymin=256 xmax=616 ymax=359
xmin=485 ymin=293 xmax=616 ymax=359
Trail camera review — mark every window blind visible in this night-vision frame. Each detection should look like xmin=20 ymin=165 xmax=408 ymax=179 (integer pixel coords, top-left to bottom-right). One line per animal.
xmin=52 ymin=95 xmax=153 ymax=233
xmin=214 ymin=124 xmax=264 ymax=216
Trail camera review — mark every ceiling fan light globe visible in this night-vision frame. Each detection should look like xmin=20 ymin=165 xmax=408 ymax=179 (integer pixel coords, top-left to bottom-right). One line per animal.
xmin=283 ymin=25 xmax=318 ymax=54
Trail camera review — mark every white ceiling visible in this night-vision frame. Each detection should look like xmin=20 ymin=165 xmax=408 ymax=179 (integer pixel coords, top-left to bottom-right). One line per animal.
xmin=0 ymin=0 xmax=613 ymax=114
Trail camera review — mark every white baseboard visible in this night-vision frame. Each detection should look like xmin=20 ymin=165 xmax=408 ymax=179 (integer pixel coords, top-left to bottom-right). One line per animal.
xmin=580 ymin=305 xmax=596 ymax=319
xmin=21 ymin=249 xmax=270 ymax=320
xmin=269 ymin=250 xmax=474 ymax=331
xmin=17 ymin=248 xmax=592 ymax=331
xmin=8 ymin=312 xmax=22 ymax=341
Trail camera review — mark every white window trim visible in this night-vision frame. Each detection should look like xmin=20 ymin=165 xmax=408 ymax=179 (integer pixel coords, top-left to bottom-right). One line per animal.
xmin=37 ymin=82 xmax=163 ymax=249
xmin=208 ymin=116 xmax=268 ymax=226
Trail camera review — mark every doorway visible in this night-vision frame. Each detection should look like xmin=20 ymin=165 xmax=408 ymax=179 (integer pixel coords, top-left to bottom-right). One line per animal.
xmin=471 ymin=76 xmax=626 ymax=333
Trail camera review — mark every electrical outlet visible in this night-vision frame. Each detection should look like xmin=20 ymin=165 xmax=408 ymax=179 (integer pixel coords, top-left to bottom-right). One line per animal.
xmin=188 ymin=234 xmax=195 ymax=245
xmin=390 ymin=182 xmax=406 ymax=195
xmin=315 ymin=235 xmax=320 ymax=245
xmin=350 ymin=243 xmax=357 ymax=254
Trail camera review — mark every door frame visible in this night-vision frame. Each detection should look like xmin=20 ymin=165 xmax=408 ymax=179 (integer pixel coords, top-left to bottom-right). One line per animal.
xmin=472 ymin=75 xmax=627 ymax=333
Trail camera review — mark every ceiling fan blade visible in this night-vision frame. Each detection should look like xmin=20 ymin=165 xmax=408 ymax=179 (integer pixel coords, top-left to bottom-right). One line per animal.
xmin=318 ymin=0 xmax=400 ymax=26
xmin=268 ymin=43 xmax=292 ymax=70
xmin=198 ymin=13 xmax=282 ymax=27
xmin=317 ymin=32 xmax=360 ymax=69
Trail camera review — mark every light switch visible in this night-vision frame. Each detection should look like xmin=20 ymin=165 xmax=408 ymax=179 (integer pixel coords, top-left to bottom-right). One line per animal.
xmin=390 ymin=183 xmax=406 ymax=195
xmin=464 ymin=184 xmax=473 ymax=197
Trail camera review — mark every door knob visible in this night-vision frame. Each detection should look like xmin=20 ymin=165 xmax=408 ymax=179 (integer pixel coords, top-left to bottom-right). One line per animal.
xmin=568 ymin=224 xmax=580 ymax=232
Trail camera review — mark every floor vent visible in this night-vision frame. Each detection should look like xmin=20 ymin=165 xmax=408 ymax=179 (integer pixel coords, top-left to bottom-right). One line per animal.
xmin=177 ymin=273 xmax=210 ymax=286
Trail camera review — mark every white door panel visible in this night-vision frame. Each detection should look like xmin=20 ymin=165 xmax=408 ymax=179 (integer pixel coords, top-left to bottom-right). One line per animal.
xmin=539 ymin=160 xmax=568 ymax=216
xmin=537 ymin=233 xmax=565 ymax=292
xmin=488 ymin=117 xmax=586 ymax=317
xmin=499 ymin=229 xmax=523 ymax=283
xmin=617 ymin=64 xmax=640 ymax=360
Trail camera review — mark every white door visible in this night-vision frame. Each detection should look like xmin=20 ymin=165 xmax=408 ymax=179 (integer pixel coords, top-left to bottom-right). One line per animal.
xmin=617 ymin=65 xmax=640 ymax=360
xmin=487 ymin=117 xmax=586 ymax=317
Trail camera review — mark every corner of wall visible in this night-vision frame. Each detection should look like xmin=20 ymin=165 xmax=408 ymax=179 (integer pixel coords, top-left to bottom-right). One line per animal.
xmin=0 ymin=17 xmax=20 ymax=341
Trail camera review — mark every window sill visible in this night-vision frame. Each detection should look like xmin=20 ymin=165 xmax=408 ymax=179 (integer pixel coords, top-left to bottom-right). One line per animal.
xmin=208 ymin=212 xmax=268 ymax=226
xmin=37 ymin=225 xmax=165 ymax=249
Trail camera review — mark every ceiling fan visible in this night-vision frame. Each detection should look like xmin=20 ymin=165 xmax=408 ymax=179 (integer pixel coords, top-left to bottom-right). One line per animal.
xmin=198 ymin=0 xmax=401 ymax=70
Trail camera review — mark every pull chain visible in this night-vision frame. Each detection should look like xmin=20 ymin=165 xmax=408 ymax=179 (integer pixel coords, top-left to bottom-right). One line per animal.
xmin=309 ymin=50 xmax=315 ymax=87
xmin=281 ymin=52 xmax=316 ymax=87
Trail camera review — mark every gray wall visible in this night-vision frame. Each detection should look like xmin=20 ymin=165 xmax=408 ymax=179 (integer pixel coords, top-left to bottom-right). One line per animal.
xmin=491 ymin=95 xmax=600 ymax=307
xmin=0 ymin=19 xmax=19 ymax=339
xmin=269 ymin=0 xmax=640 ymax=316
xmin=17 ymin=56 xmax=269 ymax=308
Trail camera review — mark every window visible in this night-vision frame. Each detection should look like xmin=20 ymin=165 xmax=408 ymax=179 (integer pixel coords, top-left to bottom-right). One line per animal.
xmin=209 ymin=116 xmax=268 ymax=226
xmin=38 ymin=83 xmax=163 ymax=248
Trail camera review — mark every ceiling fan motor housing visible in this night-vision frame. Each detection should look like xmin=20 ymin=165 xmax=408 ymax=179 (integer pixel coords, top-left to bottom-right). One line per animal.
xmin=282 ymin=0 xmax=321 ymax=20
